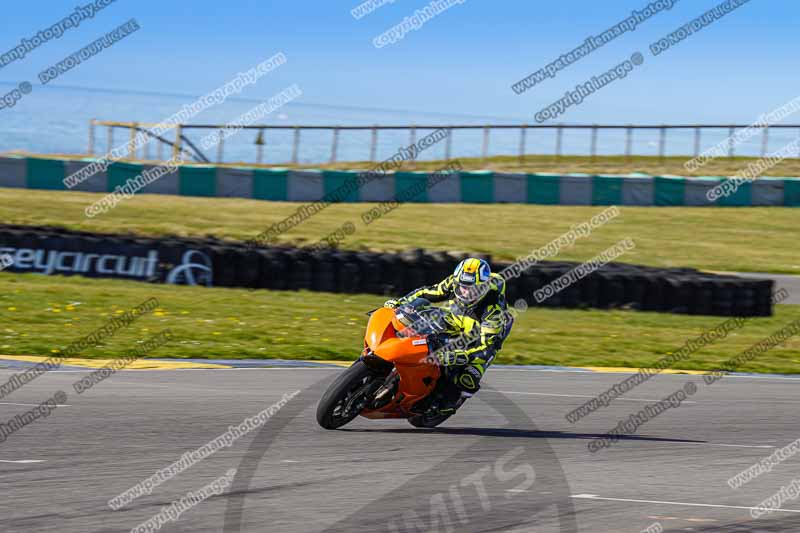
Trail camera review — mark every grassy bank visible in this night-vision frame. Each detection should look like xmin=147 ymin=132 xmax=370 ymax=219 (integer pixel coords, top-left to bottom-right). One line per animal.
xmin=1 ymin=187 xmax=798 ymax=274
xmin=2 ymin=273 xmax=799 ymax=373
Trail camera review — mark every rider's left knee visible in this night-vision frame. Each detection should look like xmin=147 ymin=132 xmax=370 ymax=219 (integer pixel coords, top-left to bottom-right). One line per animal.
xmin=455 ymin=365 xmax=483 ymax=393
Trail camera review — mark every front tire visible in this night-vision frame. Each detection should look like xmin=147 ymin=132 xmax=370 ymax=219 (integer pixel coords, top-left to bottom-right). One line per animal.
xmin=316 ymin=361 xmax=374 ymax=430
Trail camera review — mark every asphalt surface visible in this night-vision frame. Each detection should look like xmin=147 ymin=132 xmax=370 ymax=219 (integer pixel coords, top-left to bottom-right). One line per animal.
xmin=734 ymin=273 xmax=800 ymax=305
xmin=2 ymin=367 xmax=800 ymax=532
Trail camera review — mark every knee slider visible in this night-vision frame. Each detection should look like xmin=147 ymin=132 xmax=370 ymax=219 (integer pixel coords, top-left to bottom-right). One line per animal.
xmin=457 ymin=366 xmax=483 ymax=392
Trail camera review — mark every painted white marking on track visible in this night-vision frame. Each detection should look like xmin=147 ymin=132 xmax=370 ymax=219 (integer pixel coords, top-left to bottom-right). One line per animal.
xmin=0 ymin=460 xmax=44 ymax=463
xmin=602 ymin=440 xmax=774 ymax=450
xmin=0 ymin=402 xmax=70 ymax=407
xmin=661 ymin=442 xmax=774 ymax=450
xmin=571 ymin=494 xmax=800 ymax=514
xmin=490 ymin=368 xmax=800 ymax=381
xmin=0 ymin=365 xmax=798 ymax=382
xmin=0 ymin=368 xmax=338 ymax=373
xmin=493 ymin=390 xmax=696 ymax=404
xmin=704 ymin=443 xmax=774 ymax=449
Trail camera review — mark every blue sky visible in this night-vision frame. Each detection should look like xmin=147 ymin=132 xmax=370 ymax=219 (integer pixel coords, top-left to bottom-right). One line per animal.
xmin=0 ymin=0 xmax=796 ymax=123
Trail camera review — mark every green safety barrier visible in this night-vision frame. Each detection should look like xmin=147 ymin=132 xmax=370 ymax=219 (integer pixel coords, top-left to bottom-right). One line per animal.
xmin=323 ymin=170 xmax=360 ymax=202
xmin=592 ymin=175 xmax=624 ymax=205
xmin=27 ymin=158 xmax=65 ymax=190
xmin=785 ymin=178 xmax=800 ymax=207
xmin=253 ymin=168 xmax=288 ymax=201
xmin=107 ymin=162 xmax=144 ymax=192
xmin=716 ymin=178 xmax=752 ymax=207
xmin=654 ymin=176 xmax=685 ymax=206
xmin=395 ymin=171 xmax=430 ymax=202
xmin=8 ymin=156 xmax=800 ymax=207
xmin=526 ymin=174 xmax=560 ymax=204
xmin=460 ymin=171 xmax=494 ymax=203
xmin=179 ymin=166 xmax=216 ymax=197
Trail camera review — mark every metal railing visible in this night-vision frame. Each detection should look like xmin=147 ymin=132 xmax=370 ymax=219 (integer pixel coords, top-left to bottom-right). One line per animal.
xmin=89 ymin=120 xmax=800 ymax=165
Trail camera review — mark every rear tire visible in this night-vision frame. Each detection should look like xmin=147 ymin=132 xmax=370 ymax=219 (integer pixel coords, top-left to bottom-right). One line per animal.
xmin=408 ymin=412 xmax=453 ymax=428
xmin=316 ymin=361 xmax=374 ymax=430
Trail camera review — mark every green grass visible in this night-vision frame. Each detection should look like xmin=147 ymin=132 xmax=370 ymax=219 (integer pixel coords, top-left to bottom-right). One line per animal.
xmin=2 ymin=273 xmax=800 ymax=373
xmin=1 ymin=186 xmax=798 ymax=274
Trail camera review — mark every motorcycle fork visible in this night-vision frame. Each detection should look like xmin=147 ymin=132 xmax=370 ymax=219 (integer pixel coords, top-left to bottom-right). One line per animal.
xmin=370 ymin=369 xmax=400 ymax=408
xmin=343 ymin=371 xmax=386 ymax=415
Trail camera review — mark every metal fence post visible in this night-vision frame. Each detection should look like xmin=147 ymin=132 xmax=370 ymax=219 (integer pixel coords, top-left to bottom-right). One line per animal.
xmin=555 ymin=125 xmax=563 ymax=160
xmin=625 ymin=126 xmax=632 ymax=163
xmin=129 ymin=123 xmax=138 ymax=160
xmin=172 ymin=125 xmax=182 ymax=160
xmin=255 ymin=129 xmax=265 ymax=164
xmin=658 ymin=126 xmax=666 ymax=163
xmin=409 ymin=126 xmax=417 ymax=159
xmin=482 ymin=126 xmax=490 ymax=162
xmin=108 ymin=126 xmax=114 ymax=154
xmin=518 ymin=126 xmax=527 ymax=164
xmin=292 ymin=127 xmax=300 ymax=164
xmin=761 ymin=126 xmax=770 ymax=157
xmin=444 ymin=128 xmax=452 ymax=161
xmin=590 ymin=125 xmax=598 ymax=162
xmin=143 ymin=131 xmax=151 ymax=160
xmin=694 ymin=127 xmax=701 ymax=157
xmin=88 ymin=119 xmax=95 ymax=156
xmin=217 ymin=128 xmax=225 ymax=163
xmin=370 ymin=126 xmax=378 ymax=163
xmin=330 ymin=128 xmax=340 ymax=164
xmin=728 ymin=126 xmax=735 ymax=158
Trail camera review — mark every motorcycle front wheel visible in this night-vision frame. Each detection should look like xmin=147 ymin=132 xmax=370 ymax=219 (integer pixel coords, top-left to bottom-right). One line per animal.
xmin=316 ymin=361 xmax=374 ymax=430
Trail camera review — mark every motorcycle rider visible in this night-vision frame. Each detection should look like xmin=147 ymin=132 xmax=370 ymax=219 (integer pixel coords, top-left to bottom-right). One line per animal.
xmin=385 ymin=257 xmax=513 ymax=414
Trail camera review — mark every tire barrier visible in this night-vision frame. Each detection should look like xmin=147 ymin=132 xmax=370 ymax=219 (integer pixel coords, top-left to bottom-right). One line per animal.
xmin=0 ymin=224 xmax=774 ymax=316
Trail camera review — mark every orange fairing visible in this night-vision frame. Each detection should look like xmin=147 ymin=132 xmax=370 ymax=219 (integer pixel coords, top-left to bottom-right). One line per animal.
xmin=361 ymin=307 xmax=440 ymax=419
xmin=365 ymin=307 xmax=396 ymax=352
xmin=365 ymin=308 xmax=429 ymax=364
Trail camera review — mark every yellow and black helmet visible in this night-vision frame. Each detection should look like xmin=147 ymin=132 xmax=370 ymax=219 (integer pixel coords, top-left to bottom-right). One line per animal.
xmin=453 ymin=257 xmax=491 ymax=306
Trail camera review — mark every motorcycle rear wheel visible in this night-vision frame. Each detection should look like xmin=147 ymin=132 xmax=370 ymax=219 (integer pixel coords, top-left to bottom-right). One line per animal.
xmin=408 ymin=412 xmax=453 ymax=428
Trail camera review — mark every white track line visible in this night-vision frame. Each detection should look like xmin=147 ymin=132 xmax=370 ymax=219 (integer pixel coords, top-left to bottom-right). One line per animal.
xmin=702 ymin=443 xmax=774 ymax=449
xmin=0 ymin=368 xmax=337 ymax=373
xmin=591 ymin=440 xmax=773 ymax=450
xmin=0 ymin=402 xmax=71 ymax=407
xmin=0 ymin=366 xmax=797 ymax=381
xmin=491 ymin=368 xmax=800 ymax=381
xmin=679 ymin=443 xmax=774 ymax=450
xmin=571 ymin=494 xmax=800 ymax=514
xmin=492 ymin=390 xmax=696 ymax=404
xmin=0 ymin=460 xmax=44 ymax=464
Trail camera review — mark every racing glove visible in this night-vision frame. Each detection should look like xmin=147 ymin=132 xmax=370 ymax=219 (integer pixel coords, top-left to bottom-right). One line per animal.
xmin=384 ymin=299 xmax=401 ymax=308
xmin=435 ymin=348 xmax=470 ymax=367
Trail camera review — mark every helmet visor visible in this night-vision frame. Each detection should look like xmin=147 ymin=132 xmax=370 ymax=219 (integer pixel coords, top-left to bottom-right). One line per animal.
xmin=456 ymin=282 xmax=480 ymax=304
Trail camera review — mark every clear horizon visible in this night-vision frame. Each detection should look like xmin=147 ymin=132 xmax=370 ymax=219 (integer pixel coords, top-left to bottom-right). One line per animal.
xmin=0 ymin=0 xmax=795 ymax=126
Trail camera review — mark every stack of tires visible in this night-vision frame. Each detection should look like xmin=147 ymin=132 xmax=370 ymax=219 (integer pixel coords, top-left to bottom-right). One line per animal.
xmin=497 ymin=260 xmax=773 ymax=317
xmin=0 ymin=225 xmax=775 ymax=317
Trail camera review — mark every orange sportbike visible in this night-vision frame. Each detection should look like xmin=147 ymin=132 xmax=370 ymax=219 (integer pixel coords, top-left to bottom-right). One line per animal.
xmin=316 ymin=299 xmax=466 ymax=430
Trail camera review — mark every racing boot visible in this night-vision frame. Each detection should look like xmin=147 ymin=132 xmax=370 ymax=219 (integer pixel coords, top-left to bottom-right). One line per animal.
xmin=435 ymin=384 xmax=464 ymax=415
